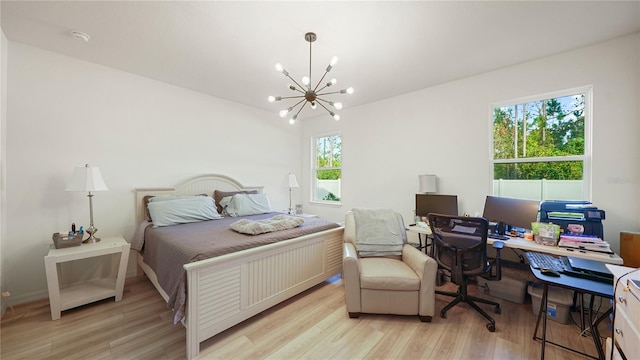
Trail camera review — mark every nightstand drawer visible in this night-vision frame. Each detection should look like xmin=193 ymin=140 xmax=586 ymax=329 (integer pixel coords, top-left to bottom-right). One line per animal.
xmin=614 ymin=309 xmax=640 ymax=360
xmin=615 ymin=276 xmax=640 ymax=330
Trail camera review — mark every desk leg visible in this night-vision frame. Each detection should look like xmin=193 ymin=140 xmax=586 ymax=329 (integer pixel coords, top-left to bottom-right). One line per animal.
xmin=533 ymin=287 xmax=609 ymax=360
xmin=587 ymin=293 xmax=611 ymax=360
xmin=532 ymin=284 xmax=549 ymax=360
xmin=425 ymin=234 xmax=434 ymax=257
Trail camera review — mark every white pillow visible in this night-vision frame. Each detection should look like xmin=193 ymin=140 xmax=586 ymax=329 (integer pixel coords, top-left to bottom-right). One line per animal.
xmin=147 ymin=196 xmax=221 ymax=227
xmin=223 ymin=193 xmax=272 ymax=217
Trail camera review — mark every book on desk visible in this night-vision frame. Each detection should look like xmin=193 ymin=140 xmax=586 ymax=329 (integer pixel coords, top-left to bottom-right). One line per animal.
xmin=557 ymin=234 xmax=613 ymax=254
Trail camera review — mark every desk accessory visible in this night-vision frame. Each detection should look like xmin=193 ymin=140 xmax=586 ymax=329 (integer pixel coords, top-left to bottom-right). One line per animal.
xmin=52 ymin=232 xmax=83 ymax=248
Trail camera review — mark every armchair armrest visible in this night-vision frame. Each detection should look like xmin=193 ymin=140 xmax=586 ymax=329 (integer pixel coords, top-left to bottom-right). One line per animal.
xmin=343 ymin=242 xmax=361 ymax=314
xmin=402 ymin=244 xmax=438 ymax=318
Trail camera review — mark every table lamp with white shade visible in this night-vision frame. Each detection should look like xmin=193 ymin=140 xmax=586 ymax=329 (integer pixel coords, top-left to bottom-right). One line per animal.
xmin=65 ymin=164 xmax=108 ymax=243
xmin=285 ymin=173 xmax=299 ymax=215
xmin=419 ymin=174 xmax=437 ymax=193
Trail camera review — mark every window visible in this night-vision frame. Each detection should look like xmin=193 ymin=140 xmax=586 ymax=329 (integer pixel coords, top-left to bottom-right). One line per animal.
xmin=491 ymin=87 xmax=591 ymax=201
xmin=312 ymin=133 xmax=342 ymax=203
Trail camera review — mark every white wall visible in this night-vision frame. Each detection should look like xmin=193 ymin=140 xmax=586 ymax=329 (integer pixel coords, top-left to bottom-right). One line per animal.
xmin=302 ymin=33 xmax=640 ymax=254
xmin=0 ymin=16 xmax=7 ymax=314
xmin=3 ymin=33 xmax=639 ymax=305
xmin=3 ymin=42 xmax=302 ymax=303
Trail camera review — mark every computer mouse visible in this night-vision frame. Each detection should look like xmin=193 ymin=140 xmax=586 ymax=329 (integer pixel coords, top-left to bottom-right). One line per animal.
xmin=540 ymin=268 xmax=561 ymax=277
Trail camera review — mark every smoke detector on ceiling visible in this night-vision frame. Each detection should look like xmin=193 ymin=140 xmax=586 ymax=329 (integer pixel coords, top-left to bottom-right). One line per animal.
xmin=70 ymin=31 xmax=91 ymax=43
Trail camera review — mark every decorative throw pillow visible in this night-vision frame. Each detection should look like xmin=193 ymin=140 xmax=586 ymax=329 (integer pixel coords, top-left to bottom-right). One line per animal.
xmin=230 ymin=215 xmax=304 ymax=235
xmin=213 ymin=190 xmax=258 ymax=214
xmin=223 ymin=193 xmax=272 ymax=217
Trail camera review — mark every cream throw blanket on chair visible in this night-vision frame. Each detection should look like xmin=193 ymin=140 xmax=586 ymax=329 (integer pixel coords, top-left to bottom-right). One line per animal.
xmin=352 ymin=208 xmax=406 ymax=256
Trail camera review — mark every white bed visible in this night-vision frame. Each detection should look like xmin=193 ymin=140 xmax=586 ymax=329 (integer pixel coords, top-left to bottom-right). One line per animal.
xmin=134 ymin=174 xmax=344 ymax=359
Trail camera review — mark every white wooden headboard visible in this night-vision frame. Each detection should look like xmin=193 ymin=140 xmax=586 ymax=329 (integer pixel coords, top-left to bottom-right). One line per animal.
xmin=135 ymin=174 xmax=263 ymax=223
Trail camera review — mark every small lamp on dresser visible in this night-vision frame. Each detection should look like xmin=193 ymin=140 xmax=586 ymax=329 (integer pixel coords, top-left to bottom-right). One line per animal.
xmin=65 ymin=164 xmax=108 ymax=243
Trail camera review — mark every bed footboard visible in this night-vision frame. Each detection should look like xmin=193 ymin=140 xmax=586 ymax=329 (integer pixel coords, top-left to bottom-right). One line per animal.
xmin=184 ymin=226 xmax=343 ymax=359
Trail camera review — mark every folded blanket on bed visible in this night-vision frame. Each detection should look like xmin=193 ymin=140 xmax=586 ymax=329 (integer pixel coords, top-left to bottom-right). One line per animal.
xmin=230 ymin=214 xmax=305 ymax=235
xmin=352 ymin=208 xmax=406 ymax=256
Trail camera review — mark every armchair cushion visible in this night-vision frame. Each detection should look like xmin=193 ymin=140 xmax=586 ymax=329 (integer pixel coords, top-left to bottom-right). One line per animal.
xmin=360 ymin=258 xmax=420 ymax=291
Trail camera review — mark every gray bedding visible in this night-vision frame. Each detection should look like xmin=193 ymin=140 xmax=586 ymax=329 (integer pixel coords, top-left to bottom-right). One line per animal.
xmin=137 ymin=212 xmax=340 ymax=324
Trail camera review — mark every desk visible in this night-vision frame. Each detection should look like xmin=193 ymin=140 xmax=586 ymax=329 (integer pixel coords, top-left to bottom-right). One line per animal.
xmin=531 ymin=267 xmax=613 ymax=359
xmin=407 ymin=225 xmax=623 ymax=265
xmin=487 ymin=236 xmax=623 ymax=264
xmin=406 ymin=224 xmax=623 ymax=264
xmin=405 ymin=225 xmax=431 ymax=253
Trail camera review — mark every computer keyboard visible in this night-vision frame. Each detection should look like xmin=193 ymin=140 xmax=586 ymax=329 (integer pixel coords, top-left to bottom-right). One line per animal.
xmin=525 ymin=252 xmax=614 ymax=284
xmin=525 ymin=252 xmax=567 ymax=272
xmin=488 ymin=233 xmax=510 ymax=241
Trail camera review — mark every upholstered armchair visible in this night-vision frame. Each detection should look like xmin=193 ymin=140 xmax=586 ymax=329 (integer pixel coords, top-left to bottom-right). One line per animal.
xmin=342 ymin=210 xmax=438 ymax=321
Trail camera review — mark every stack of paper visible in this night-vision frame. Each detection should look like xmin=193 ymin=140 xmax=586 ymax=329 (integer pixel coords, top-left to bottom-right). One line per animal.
xmin=558 ymin=234 xmax=613 ymax=254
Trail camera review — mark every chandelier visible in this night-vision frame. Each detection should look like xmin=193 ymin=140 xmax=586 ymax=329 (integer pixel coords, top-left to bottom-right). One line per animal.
xmin=268 ymin=32 xmax=354 ymax=124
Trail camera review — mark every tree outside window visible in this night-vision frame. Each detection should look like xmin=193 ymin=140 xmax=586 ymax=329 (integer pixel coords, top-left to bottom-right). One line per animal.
xmin=313 ymin=133 xmax=341 ymax=203
xmin=492 ymin=87 xmax=590 ymax=201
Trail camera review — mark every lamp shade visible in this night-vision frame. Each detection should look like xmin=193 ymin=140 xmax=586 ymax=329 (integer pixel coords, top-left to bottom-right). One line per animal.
xmin=287 ymin=173 xmax=299 ymax=188
xmin=419 ymin=174 xmax=437 ymax=193
xmin=65 ymin=164 xmax=108 ymax=192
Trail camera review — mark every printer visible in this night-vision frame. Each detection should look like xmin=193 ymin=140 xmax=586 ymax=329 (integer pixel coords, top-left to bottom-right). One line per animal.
xmin=538 ymin=200 xmax=605 ymax=239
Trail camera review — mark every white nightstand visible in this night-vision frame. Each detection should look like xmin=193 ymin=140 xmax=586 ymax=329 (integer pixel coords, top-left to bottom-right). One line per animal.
xmin=44 ymin=236 xmax=130 ymax=320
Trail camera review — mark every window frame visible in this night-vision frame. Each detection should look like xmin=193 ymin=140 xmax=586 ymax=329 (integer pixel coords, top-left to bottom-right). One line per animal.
xmin=310 ymin=131 xmax=342 ymax=206
xmin=489 ymin=85 xmax=593 ymax=201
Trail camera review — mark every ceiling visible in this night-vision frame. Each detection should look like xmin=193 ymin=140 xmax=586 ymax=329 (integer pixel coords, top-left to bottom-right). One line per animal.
xmin=2 ymin=1 xmax=639 ymax=117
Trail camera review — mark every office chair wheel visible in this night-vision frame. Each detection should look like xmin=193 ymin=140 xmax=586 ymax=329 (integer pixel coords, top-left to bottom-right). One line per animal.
xmin=486 ymin=323 xmax=495 ymax=332
xmin=440 ymin=309 xmax=447 ymax=318
xmin=494 ymin=306 xmax=501 ymax=314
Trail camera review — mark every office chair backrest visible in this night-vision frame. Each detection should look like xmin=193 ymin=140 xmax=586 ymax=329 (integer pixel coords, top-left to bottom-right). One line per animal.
xmin=427 ymin=213 xmax=490 ymax=283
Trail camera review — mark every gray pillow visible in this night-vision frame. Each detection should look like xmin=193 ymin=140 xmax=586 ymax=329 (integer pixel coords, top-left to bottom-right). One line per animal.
xmin=147 ymin=196 xmax=221 ymax=227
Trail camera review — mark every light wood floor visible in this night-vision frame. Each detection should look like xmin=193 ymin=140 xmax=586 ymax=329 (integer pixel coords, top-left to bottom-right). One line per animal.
xmin=1 ymin=274 xmax=610 ymax=359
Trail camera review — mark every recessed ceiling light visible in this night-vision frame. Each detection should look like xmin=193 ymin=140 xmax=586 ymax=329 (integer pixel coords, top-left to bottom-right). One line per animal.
xmin=70 ymin=31 xmax=91 ymax=43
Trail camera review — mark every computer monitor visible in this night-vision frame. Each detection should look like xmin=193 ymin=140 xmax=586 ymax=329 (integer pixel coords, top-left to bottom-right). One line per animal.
xmin=482 ymin=195 xmax=540 ymax=231
xmin=415 ymin=194 xmax=458 ymax=218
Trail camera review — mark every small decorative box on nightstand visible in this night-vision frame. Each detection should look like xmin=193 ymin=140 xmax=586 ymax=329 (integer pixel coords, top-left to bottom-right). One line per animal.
xmin=44 ymin=236 xmax=130 ymax=320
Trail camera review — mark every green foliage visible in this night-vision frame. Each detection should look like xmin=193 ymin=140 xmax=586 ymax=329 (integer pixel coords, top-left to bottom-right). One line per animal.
xmin=323 ymin=192 xmax=340 ymax=201
xmin=493 ymin=94 xmax=585 ymax=180
xmin=314 ymin=134 xmax=342 ymax=202
xmin=316 ymin=135 xmax=341 ymax=180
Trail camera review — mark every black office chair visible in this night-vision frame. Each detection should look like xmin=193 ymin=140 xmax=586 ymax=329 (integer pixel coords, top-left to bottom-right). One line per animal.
xmin=427 ymin=213 xmax=505 ymax=332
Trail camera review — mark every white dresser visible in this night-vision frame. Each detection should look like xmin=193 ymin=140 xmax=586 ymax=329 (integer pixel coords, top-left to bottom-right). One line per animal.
xmin=606 ymin=264 xmax=640 ymax=360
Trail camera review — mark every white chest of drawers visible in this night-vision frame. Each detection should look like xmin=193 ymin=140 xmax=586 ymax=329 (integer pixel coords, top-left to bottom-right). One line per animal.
xmin=606 ymin=264 xmax=640 ymax=360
